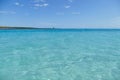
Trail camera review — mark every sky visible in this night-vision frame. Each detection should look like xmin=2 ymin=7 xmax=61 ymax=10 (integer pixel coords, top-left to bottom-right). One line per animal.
xmin=0 ymin=0 xmax=120 ymax=28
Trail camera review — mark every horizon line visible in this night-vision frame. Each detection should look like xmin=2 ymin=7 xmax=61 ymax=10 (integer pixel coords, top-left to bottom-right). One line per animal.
xmin=1 ymin=26 xmax=120 ymax=29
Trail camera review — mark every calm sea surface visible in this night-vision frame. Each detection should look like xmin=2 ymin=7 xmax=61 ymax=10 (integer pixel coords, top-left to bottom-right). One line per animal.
xmin=0 ymin=29 xmax=120 ymax=80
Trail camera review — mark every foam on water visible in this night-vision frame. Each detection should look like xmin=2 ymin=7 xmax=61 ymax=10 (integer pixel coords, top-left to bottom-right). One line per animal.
xmin=0 ymin=29 xmax=120 ymax=80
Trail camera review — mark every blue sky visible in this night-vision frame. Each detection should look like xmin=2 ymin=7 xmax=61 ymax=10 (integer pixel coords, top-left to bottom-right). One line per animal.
xmin=0 ymin=0 xmax=120 ymax=28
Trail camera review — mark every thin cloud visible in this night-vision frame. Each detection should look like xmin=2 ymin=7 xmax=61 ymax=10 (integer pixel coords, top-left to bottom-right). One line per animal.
xmin=14 ymin=2 xmax=24 ymax=7
xmin=72 ymin=12 xmax=80 ymax=15
xmin=33 ymin=0 xmax=46 ymax=3
xmin=34 ymin=3 xmax=48 ymax=7
xmin=0 ymin=11 xmax=16 ymax=14
xmin=34 ymin=4 xmax=41 ymax=7
xmin=43 ymin=3 xmax=48 ymax=7
xmin=15 ymin=2 xmax=20 ymax=6
xmin=68 ymin=0 xmax=73 ymax=3
xmin=64 ymin=5 xmax=71 ymax=8
xmin=0 ymin=11 xmax=8 ymax=14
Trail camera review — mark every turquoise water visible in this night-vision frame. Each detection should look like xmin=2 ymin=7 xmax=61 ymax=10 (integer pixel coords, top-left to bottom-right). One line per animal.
xmin=0 ymin=29 xmax=120 ymax=80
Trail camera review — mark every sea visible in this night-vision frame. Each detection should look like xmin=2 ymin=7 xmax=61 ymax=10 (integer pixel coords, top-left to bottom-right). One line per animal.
xmin=0 ymin=29 xmax=120 ymax=80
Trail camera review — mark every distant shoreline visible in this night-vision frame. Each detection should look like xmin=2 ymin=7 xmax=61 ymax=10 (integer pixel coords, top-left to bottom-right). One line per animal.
xmin=1 ymin=26 xmax=120 ymax=30
xmin=0 ymin=26 xmax=39 ymax=29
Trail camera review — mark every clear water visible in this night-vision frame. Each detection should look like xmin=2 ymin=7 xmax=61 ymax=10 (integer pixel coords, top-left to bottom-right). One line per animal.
xmin=0 ymin=29 xmax=120 ymax=80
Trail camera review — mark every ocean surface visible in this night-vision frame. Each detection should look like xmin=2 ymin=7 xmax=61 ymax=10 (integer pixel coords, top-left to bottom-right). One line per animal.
xmin=0 ymin=29 xmax=120 ymax=80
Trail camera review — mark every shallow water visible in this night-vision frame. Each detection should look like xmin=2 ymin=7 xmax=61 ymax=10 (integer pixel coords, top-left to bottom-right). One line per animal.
xmin=0 ymin=29 xmax=120 ymax=80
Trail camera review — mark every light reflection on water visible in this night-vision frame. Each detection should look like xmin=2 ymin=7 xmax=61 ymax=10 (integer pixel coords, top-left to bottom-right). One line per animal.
xmin=0 ymin=29 xmax=120 ymax=80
